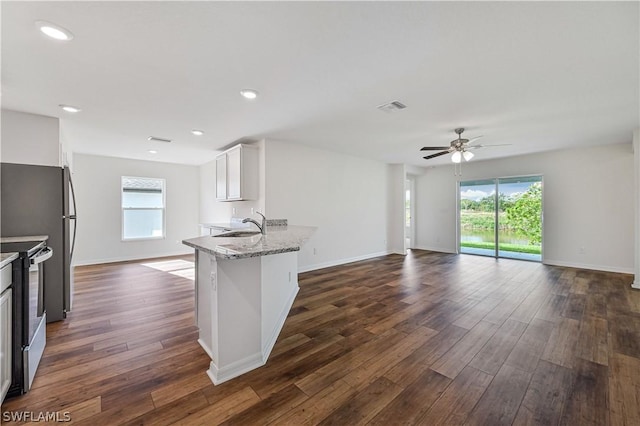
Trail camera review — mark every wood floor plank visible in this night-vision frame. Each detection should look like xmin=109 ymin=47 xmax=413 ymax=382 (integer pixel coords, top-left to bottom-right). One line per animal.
xmin=126 ymin=391 xmax=210 ymax=426
xmin=383 ymin=323 xmax=468 ymax=385
xmin=431 ymin=320 xmax=500 ymax=379
xmin=513 ymin=360 xmax=575 ymax=426
xmin=175 ymin=386 xmax=261 ymax=425
xmin=560 ymin=358 xmax=610 ymax=426
xmin=469 ymin=318 xmax=528 ymax=375
xmin=505 ymin=318 xmax=555 ymax=373
xmin=218 ymin=383 xmax=308 ymax=425
xmin=295 ymin=328 xmax=405 ymax=397
xmin=271 ymin=379 xmax=356 ymax=425
xmin=341 ymin=326 xmax=437 ymax=391
xmin=317 ymin=377 xmax=403 ymax=425
xmin=466 ymin=364 xmax=532 ymax=426
xmin=575 ymin=316 xmax=609 ymax=366
xmin=541 ymin=317 xmax=581 ymax=368
xmin=368 ymin=369 xmax=451 ymax=425
xmin=2 ymin=251 xmax=636 ymax=425
xmin=609 ymin=352 xmax=640 ymax=426
xmin=609 ymin=313 xmax=640 ymax=358
xmin=417 ymin=365 xmax=494 ymax=425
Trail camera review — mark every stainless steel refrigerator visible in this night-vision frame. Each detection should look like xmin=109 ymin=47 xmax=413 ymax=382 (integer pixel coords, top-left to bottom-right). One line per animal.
xmin=1 ymin=163 xmax=77 ymax=322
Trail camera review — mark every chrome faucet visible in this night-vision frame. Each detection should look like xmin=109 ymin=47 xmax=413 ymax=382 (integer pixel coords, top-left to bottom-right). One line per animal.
xmin=242 ymin=211 xmax=267 ymax=234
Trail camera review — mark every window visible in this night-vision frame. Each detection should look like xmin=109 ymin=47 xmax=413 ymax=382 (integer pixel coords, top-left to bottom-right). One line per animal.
xmin=121 ymin=176 xmax=165 ymax=240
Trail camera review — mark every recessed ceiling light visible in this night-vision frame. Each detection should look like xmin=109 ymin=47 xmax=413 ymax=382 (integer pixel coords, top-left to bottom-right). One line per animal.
xmin=148 ymin=150 xmax=158 ymax=154
xmin=59 ymin=104 xmax=81 ymax=113
xmin=191 ymin=129 xmax=204 ymax=136
xmin=240 ymin=89 xmax=259 ymax=100
xmin=36 ymin=21 xmax=74 ymax=41
xmin=147 ymin=136 xmax=172 ymax=143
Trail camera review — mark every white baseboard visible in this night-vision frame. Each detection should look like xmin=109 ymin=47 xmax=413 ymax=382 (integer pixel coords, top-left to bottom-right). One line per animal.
xmin=262 ymin=284 xmax=299 ymax=361
xmin=631 ymin=280 xmax=640 ymax=290
xmin=73 ymin=250 xmax=193 ymax=266
xmin=412 ymin=245 xmax=458 ymax=254
xmin=207 ymin=353 xmax=265 ymax=385
xmin=543 ymin=259 xmax=634 ymax=275
xmin=298 ymin=251 xmax=391 ymax=273
xmin=197 ymin=338 xmax=214 ymax=360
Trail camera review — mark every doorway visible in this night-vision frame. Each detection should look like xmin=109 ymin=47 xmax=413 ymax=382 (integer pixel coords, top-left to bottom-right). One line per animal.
xmin=459 ymin=176 xmax=542 ymax=261
xmin=405 ymin=178 xmax=415 ymax=250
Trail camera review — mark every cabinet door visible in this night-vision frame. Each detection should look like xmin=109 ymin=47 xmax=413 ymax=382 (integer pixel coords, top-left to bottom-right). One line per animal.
xmin=226 ymin=147 xmax=242 ymax=200
xmin=215 ymin=155 xmax=227 ymax=200
xmin=0 ymin=288 xmax=11 ymax=403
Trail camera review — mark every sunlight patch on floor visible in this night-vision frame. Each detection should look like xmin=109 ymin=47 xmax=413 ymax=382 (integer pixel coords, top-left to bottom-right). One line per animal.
xmin=141 ymin=259 xmax=195 ymax=280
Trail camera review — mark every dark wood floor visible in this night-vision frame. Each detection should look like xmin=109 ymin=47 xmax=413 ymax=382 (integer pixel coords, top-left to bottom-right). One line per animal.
xmin=1 ymin=250 xmax=639 ymax=425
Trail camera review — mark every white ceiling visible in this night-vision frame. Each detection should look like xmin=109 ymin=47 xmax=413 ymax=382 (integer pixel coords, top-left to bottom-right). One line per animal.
xmin=2 ymin=1 xmax=638 ymax=167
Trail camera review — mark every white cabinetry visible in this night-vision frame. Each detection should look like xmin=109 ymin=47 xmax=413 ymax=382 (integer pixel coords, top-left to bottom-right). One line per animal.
xmin=215 ymin=155 xmax=227 ymax=200
xmin=0 ymin=264 xmax=12 ymax=404
xmin=215 ymin=144 xmax=258 ymax=201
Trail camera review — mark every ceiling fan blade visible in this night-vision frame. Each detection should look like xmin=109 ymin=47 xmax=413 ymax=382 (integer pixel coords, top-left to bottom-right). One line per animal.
xmin=423 ymin=150 xmax=450 ymax=160
xmin=472 ymin=143 xmax=512 ymax=148
xmin=420 ymin=146 xmax=450 ymax=151
xmin=466 ymin=135 xmax=484 ymax=145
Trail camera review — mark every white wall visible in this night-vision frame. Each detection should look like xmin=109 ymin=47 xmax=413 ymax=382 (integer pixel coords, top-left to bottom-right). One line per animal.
xmin=415 ymin=143 xmax=635 ymax=273
xmin=199 ymin=140 xmax=265 ymax=234
xmin=633 ymin=129 xmax=640 ymax=287
xmin=1 ymin=109 xmax=60 ymax=167
xmin=387 ymin=164 xmax=406 ymax=255
xmin=264 ymin=139 xmax=389 ymax=271
xmin=73 ymin=154 xmax=199 ymax=265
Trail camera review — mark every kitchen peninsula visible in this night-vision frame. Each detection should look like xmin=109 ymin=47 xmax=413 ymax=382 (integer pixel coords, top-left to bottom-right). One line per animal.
xmin=182 ymin=225 xmax=315 ymax=384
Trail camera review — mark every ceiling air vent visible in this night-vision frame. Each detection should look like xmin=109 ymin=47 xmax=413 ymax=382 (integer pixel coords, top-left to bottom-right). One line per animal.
xmin=377 ymin=100 xmax=407 ymax=113
xmin=147 ymin=136 xmax=172 ymax=143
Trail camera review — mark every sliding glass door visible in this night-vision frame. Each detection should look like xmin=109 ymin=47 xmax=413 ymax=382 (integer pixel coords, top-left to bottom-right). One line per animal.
xmin=459 ymin=176 xmax=542 ymax=261
xmin=459 ymin=179 xmax=497 ymax=257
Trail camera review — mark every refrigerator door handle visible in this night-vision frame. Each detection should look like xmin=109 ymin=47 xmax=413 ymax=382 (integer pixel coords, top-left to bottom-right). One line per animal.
xmin=69 ymin=170 xmax=78 ymax=262
xmin=37 ymin=273 xmax=45 ymax=317
xmin=31 ymin=247 xmax=53 ymax=265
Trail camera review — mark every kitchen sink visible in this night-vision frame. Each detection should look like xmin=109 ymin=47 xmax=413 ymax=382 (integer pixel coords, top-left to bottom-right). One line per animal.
xmin=215 ymin=231 xmax=261 ymax=238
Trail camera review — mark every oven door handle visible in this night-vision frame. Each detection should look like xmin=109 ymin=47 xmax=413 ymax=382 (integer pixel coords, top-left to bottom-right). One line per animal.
xmin=31 ymin=247 xmax=53 ymax=265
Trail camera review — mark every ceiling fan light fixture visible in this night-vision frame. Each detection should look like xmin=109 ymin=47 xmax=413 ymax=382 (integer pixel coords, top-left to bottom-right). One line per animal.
xmin=59 ymin=104 xmax=81 ymax=113
xmin=240 ymin=89 xmax=259 ymax=100
xmin=463 ymin=151 xmax=474 ymax=161
xmin=36 ymin=20 xmax=74 ymax=41
xmin=451 ymin=151 xmax=462 ymax=163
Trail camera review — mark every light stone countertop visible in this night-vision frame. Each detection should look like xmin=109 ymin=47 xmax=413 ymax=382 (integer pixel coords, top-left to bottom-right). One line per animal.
xmin=0 ymin=252 xmax=18 ymax=269
xmin=199 ymin=223 xmax=235 ymax=231
xmin=0 ymin=235 xmax=49 ymax=244
xmin=183 ymin=225 xmax=316 ymax=260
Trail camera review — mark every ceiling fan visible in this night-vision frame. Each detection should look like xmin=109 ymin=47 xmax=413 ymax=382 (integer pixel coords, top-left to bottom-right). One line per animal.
xmin=421 ymin=128 xmax=508 ymax=163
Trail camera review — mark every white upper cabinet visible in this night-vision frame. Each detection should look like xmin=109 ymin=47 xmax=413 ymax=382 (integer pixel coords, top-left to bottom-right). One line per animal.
xmin=215 ymin=144 xmax=258 ymax=202
xmin=215 ymin=155 xmax=227 ymax=200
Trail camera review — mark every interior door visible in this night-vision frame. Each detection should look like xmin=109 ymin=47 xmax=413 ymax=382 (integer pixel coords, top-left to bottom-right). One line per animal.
xmin=405 ymin=179 xmax=413 ymax=250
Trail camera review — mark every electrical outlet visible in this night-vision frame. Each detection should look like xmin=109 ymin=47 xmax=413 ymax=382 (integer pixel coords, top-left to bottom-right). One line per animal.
xmin=250 ymin=207 xmax=254 ymax=215
xmin=232 ymin=207 xmax=237 ymax=215
xmin=313 ymin=248 xmax=317 ymax=255
xmin=579 ymin=246 xmax=585 ymax=254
